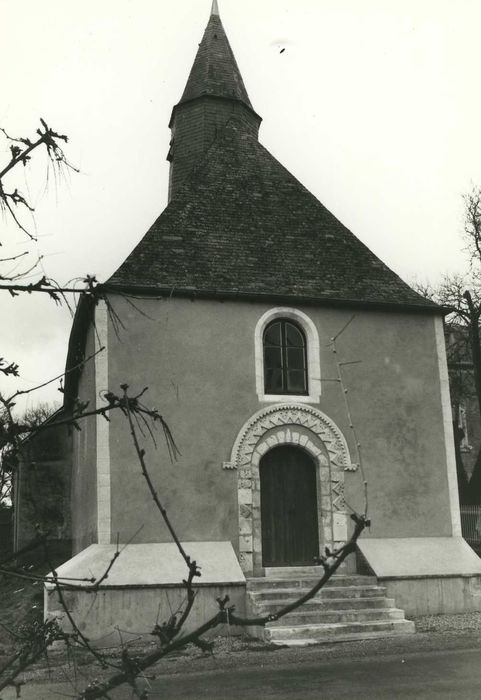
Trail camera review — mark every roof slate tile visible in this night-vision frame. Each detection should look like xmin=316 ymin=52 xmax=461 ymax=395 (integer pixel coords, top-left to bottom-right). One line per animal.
xmin=107 ymin=121 xmax=435 ymax=310
xmin=178 ymin=13 xmax=253 ymax=110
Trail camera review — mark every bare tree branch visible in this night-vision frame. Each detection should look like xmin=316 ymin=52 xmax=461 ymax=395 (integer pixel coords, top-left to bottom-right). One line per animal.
xmin=413 ymin=186 xmax=481 ymax=504
xmin=0 ymin=119 xmax=78 ymax=240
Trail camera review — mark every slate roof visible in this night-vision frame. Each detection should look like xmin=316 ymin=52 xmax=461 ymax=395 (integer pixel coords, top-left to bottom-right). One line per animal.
xmin=176 ymin=10 xmax=254 ymax=112
xmin=106 ymin=121 xmax=436 ymax=311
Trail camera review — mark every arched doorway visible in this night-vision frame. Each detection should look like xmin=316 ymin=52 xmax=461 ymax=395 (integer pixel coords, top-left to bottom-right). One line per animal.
xmin=260 ymin=445 xmax=319 ymax=567
xmin=229 ymin=403 xmax=354 ymax=575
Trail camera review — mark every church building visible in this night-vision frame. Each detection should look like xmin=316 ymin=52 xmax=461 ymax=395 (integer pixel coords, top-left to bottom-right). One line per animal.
xmin=49 ymin=2 xmax=481 ymax=645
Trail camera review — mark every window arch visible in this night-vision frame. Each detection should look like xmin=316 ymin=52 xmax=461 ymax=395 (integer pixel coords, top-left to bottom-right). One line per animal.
xmin=254 ymin=307 xmax=321 ymax=403
xmin=263 ymin=319 xmax=308 ymax=395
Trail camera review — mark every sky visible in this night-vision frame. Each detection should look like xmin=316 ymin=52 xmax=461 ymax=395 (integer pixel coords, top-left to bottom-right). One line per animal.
xmin=1 ymin=0 xmax=481 ymax=412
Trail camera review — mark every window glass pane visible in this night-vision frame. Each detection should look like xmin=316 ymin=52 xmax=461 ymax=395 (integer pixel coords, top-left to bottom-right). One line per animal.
xmin=264 ymin=322 xmax=281 ymax=346
xmin=287 ymin=369 xmax=307 ymax=393
xmin=264 ymin=347 xmax=282 ymax=369
xmin=265 ymin=368 xmax=284 ymax=393
xmin=286 ymin=347 xmax=305 ymax=370
xmin=262 ymin=317 xmax=309 ymax=395
xmin=285 ymin=322 xmax=305 ymax=347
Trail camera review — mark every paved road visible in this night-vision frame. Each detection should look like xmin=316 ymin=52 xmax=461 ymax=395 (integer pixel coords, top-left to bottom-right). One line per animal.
xmin=3 ymin=647 xmax=481 ymax=699
xmin=147 ymin=648 xmax=481 ymax=699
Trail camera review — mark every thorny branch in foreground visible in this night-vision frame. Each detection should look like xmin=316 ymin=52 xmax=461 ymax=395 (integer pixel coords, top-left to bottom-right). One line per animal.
xmin=0 ymin=116 xmax=124 ymax=693
xmin=2 ymin=368 xmax=368 ymax=697
xmin=0 ymin=530 xmax=127 ymax=696
xmin=0 ymin=311 xmax=368 ymax=697
xmin=0 ymin=119 xmax=78 ymax=240
xmin=0 ymin=383 xmax=167 ymax=452
xmin=78 ymin=514 xmax=368 ymax=699
xmin=0 ymin=383 xmax=177 ymax=696
xmin=75 ymin=353 xmax=367 ymax=698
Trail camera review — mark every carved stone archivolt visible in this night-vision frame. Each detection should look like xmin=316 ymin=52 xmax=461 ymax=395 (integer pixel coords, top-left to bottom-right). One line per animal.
xmin=229 ymin=404 xmax=355 ymax=575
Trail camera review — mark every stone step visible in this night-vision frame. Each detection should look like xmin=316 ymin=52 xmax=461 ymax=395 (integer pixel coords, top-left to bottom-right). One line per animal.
xmin=263 ymin=607 xmax=405 ymax=627
xmin=245 ymin=572 xmax=415 ymax=646
xmin=265 ymin=618 xmax=415 ymax=645
xmin=248 ymin=585 xmax=387 ymax=602
xmin=250 ymin=596 xmax=396 ymax=613
xmin=264 ymin=566 xmax=343 ymax=577
xmin=248 ymin=575 xmax=378 ymax=590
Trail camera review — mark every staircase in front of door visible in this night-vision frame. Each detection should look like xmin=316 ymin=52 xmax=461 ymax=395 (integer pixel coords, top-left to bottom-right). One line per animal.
xmin=246 ymin=567 xmax=414 ymax=646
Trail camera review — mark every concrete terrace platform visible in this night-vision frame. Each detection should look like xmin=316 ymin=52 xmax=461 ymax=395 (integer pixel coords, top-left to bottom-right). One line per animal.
xmin=358 ymin=537 xmax=481 ymax=616
xmin=48 ymin=541 xmax=245 ymax=587
xmin=45 ymin=542 xmax=246 ymax=644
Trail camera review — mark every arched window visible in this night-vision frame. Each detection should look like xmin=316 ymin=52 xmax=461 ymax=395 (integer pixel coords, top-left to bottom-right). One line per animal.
xmin=254 ymin=307 xmax=321 ymax=403
xmin=263 ymin=319 xmax=308 ymax=395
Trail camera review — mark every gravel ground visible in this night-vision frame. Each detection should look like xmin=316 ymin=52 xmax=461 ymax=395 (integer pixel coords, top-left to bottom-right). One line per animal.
xmin=414 ymin=611 xmax=481 ymax=633
xmin=7 ymin=612 xmax=481 ymax=688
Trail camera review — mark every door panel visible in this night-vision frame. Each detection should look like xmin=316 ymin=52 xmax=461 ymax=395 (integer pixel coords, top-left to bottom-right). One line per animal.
xmin=260 ymin=445 xmax=319 ymax=566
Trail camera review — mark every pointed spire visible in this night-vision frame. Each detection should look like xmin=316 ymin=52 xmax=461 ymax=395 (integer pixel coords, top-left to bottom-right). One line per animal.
xmin=167 ymin=3 xmax=261 ymax=201
xmin=177 ymin=5 xmax=253 ymax=109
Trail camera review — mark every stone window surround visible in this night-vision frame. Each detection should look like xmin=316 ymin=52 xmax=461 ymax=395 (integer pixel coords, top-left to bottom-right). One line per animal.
xmin=255 ymin=307 xmax=321 ymax=403
xmin=228 ymin=403 xmax=356 ymax=576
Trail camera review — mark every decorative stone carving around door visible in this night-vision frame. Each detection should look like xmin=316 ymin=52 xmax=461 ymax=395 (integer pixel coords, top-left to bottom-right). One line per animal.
xmin=228 ymin=403 xmax=355 ymax=575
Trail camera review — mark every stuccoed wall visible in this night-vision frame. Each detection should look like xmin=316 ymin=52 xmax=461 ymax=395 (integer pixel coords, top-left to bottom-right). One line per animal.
xmin=71 ymin=322 xmax=98 ymax=553
xmin=100 ymin=294 xmax=454 ymax=550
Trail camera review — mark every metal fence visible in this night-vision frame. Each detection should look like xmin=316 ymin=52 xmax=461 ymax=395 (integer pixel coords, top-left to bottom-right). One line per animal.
xmin=461 ymin=506 xmax=481 ymax=546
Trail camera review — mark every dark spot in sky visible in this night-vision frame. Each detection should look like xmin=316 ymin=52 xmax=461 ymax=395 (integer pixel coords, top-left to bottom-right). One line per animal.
xmin=280 ymin=48 xmax=285 ymax=54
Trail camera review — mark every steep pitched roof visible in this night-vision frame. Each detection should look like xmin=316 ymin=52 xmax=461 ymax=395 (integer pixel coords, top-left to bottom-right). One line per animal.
xmin=106 ymin=121 xmax=435 ymax=310
xmin=176 ymin=6 xmax=253 ymax=111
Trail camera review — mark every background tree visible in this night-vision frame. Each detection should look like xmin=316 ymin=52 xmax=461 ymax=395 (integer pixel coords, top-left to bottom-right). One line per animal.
xmin=0 ymin=402 xmax=60 ymax=509
xmin=21 ymin=401 xmax=61 ymax=429
xmin=419 ymin=187 xmax=481 ymax=504
xmin=0 ymin=120 xmax=80 ymax=520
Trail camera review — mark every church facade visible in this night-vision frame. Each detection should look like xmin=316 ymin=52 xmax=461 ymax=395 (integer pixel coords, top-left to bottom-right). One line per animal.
xmin=50 ymin=3 xmax=481 ymax=643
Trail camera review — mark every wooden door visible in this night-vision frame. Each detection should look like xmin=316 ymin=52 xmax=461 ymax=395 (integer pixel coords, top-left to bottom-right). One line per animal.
xmin=260 ymin=445 xmax=319 ymax=567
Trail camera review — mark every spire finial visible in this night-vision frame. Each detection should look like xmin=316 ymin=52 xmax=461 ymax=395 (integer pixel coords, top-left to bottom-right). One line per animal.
xmin=211 ymin=0 xmax=219 ymax=16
